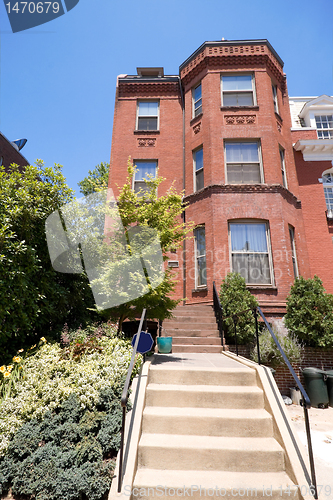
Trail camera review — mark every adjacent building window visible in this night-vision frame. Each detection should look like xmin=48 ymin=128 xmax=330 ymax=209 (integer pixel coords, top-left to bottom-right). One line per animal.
xmin=229 ymin=222 xmax=272 ymax=285
xmin=194 ymin=226 xmax=207 ymax=287
xmin=225 ymin=141 xmax=262 ymax=184
xmin=279 ymin=147 xmax=287 ymax=188
xmin=133 ymin=160 xmax=157 ymax=194
xmin=137 ymin=101 xmax=159 ymax=130
xmin=193 ymin=147 xmax=204 ymax=191
xmin=272 ymin=84 xmax=278 ymax=114
xmin=192 ymin=83 xmax=202 ymax=117
xmin=221 ymin=74 xmax=255 ymax=106
xmin=322 ymin=169 xmax=333 ymax=212
xmin=289 ymin=226 xmax=299 ymax=279
xmin=315 ymin=115 xmax=333 ymax=139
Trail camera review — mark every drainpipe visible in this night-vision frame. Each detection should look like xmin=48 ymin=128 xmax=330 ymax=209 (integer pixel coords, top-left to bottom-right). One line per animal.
xmin=178 ymin=76 xmax=186 ymax=305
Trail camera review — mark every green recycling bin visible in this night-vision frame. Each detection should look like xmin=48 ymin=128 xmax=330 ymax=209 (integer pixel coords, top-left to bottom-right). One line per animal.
xmin=326 ymin=370 xmax=333 ymax=408
xmin=302 ymin=367 xmax=329 ymax=408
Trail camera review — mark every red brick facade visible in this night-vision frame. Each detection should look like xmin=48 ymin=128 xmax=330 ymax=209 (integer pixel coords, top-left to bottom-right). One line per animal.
xmin=108 ymin=40 xmax=333 ymax=315
xmin=0 ymin=132 xmax=28 ymax=171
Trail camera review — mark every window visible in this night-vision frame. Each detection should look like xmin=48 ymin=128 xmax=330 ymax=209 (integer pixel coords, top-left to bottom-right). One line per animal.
xmin=192 ymin=83 xmax=202 ymax=118
xmin=279 ymin=147 xmax=287 ymax=188
xmin=137 ymin=101 xmax=159 ymax=131
xmin=315 ymin=115 xmax=333 ymax=139
xmin=193 ymin=147 xmax=204 ymax=191
xmin=322 ymin=169 xmax=333 ymax=212
xmin=225 ymin=141 xmax=262 ymax=184
xmin=272 ymin=84 xmax=278 ymax=114
xmin=221 ymin=74 xmax=255 ymax=106
xmin=133 ymin=161 xmax=157 ymax=195
xmin=289 ymin=226 xmax=299 ymax=279
xmin=194 ymin=226 xmax=206 ymax=287
xmin=229 ymin=222 xmax=272 ymax=285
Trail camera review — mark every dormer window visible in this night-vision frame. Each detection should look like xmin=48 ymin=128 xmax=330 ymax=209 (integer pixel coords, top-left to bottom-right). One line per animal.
xmin=315 ymin=115 xmax=333 ymax=139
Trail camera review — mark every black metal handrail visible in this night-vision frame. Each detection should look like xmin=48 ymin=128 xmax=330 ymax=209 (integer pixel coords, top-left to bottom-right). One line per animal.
xmin=254 ymin=306 xmax=317 ymax=499
xmin=213 ymin=281 xmax=224 ymax=345
xmin=118 ymin=308 xmax=146 ymax=493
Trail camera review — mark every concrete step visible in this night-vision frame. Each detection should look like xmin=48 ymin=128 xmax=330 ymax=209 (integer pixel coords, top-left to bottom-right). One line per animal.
xmin=163 ymin=328 xmax=220 ymax=337
xmin=145 ymin=384 xmax=264 ymax=409
xmin=172 ymin=344 xmax=222 ymax=353
xmin=138 ymin=434 xmax=285 ymax=472
xmin=169 ymin=336 xmax=221 ymax=345
xmin=148 ymin=366 xmax=257 ymax=386
xmin=142 ymin=407 xmax=274 ymax=437
xmin=163 ymin=322 xmax=219 ymax=330
xmin=133 ymin=469 xmax=300 ymax=499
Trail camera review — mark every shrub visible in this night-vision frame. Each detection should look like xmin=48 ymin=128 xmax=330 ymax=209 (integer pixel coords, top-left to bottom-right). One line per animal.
xmin=285 ymin=276 xmax=333 ymax=348
xmin=251 ymin=321 xmax=304 ymax=369
xmin=219 ymin=273 xmax=259 ymax=344
xmin=0 ymin=330 xmax=141 ymax=457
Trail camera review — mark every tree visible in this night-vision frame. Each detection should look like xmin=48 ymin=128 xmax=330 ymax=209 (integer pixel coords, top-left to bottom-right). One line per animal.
xmin=219 ymin=272 xmax=258 ymax=345
xmin=78 ymin=162 xmax=109 ymax=196
xmin=88 ymin=159 xmax=194 ymax=332
xmin=284 ymin=276 xmax=333 ymax=348
xmin=0 ymin=162 xmax=96 ymax=356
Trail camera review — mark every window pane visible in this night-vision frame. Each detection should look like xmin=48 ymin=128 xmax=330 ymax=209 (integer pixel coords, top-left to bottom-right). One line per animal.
xmin=324 ymin=187 xmax=333 ymax=210
xmin=139 ymin=102 xmax=158 ymax=116
xmin=230 ymin=223 xmax=267 ymax=252
xmin=242 ymin=164 xmax=261 ymax=183
xmin=223 ymin=75 xmax=252 ymax=91
xmin=135 ymin=162 xmax=156 ymax=181
xmin=232 ymin=254 xmax=270 ymax=284
xmin=194 ymin=84 xmax=201 ymax=102
xmin=194 ymin=101 xmax=202 ymax=116
xmin=196 ymin=227 xmax=206 ymax=256
xmin=196 ymin=169 xmax=204 ymax=191
xmin=226 ymin=142 xmax=259 ymax=162
xmin=138 ymin=117 xmax=158 ymax=130
xmin=223 ymin=93 xmax=253 ymax=106
xmin=194 ymin=148 xmax=203 ymax=171
xmin=197 ymin=256 xmax=207 ymax=286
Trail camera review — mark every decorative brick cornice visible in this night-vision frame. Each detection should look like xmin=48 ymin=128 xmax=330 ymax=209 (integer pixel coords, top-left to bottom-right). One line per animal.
xmin=137 ymin=138 xmax=156 ymax=147
xmin=118 ymin=81 xmax=180 ymax=98
xmin=184 ymin=183 xmax=301 ymax=208
xmin=224 ymin=114 xmax=256 ymax=125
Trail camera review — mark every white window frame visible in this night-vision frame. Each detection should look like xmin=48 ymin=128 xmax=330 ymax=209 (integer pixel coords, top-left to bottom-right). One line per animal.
xmin=279 ymin=147 xmax=288 ymax=189
xmin=192 ymin=82 xmax=202 ymax=118
xmin=132 ymin=160 xmax=157 ymax=195
xmin=288 ymin=225 xmax=299 ymax=279
xmin=272 ymin=84 xmax=279 ymax=114
xmin=228 ymin=220 xmax=274 ymax=286
xmin=322 ymin=168 xmax=333 ymax=212
xmin=136 ymin=100 xmax=159 ymax=131
xmin=315 ymin=115 xmax=333 ymax=139
xmin=193 ymin=146 xmax=204 ymax=192
xmin=194 ymin=226 xmax=207 ymax=288
xmin=221 ymin=73 xmax=256 ymax=107
xmin=224 ymin=140 xmax=264 ymax=184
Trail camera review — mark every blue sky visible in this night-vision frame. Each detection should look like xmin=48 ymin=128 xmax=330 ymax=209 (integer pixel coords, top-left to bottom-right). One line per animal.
xmin=1 ymin=0 xmax=332 ymax=196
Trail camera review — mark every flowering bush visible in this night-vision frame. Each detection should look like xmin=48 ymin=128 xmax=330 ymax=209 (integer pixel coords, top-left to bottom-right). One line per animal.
xmin=0 ymin=331 xmax=141 ymax=457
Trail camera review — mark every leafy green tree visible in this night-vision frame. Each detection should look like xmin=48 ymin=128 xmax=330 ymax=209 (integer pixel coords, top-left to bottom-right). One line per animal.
xmin=90 ymin=159 xmax=194 ymax=332
xmin=78 ymin=162 xmax=109 ymax=196
xmin=284 ymin=276 xmax=333 ymax=347
xmin=219 ymin=272 xmax=258 ymax=345
xmin=0 ymin=162 xmax=95 ymax=356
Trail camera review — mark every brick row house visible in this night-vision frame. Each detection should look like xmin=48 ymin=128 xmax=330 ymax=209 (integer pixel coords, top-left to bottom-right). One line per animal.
xmin=108 ymin=39 xmax=333 ymax=318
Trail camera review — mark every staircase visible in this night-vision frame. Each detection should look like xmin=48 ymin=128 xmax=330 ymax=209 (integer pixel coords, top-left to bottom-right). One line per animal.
xmin=132 ymin=362 xmax=302 ymax=499
xmin=162 ymin=304 xmax=222 ymax=353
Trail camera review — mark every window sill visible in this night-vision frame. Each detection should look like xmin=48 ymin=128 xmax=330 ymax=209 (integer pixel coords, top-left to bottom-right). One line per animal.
xmin=190 ymin=113 xmax=203 ymax=126
xmin=246 ymin=285 xmax=277 ymax=291
xmin=134 ymin=130 xmax=160 ymax=135
xmin=192 ymin=286 xmax=208 ymax=293
xmin=275 ymin=112 xmax=283 ymax=122
xmin=221 ymin=106 xmax=259 ymax=112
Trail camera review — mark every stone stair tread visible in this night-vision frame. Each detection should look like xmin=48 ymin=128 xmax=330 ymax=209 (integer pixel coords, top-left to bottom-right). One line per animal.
xmin=171 ymin=345 xmax=222 ymax=353
xmin=133 ymin=469 xmax=298 ymax=498
xmin=143 ymin=406 xmax=272 ymax=419
xmin=139 ymin=433 xmax=282 ymax=452
xmin=164 ymin=322 xmax=218 ymax=329
xmin=170 ymin=337 xmax=221 ymax=344
xmin=149 ymin=365 xmax=253 ymax=373
xmin=146 ymin=383 xmax=262 ymax=393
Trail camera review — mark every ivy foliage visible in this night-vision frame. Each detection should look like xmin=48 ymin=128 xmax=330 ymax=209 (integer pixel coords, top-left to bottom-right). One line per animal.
xmin=219 ymin=273 xmax=259 ymax=345
xmin=0 ymin=162 xmax=95 ymax=356
xmin=0 ymin=388 xmax=129 ymax=500
xmin=284 ymin=276 xmax=333 ymax=348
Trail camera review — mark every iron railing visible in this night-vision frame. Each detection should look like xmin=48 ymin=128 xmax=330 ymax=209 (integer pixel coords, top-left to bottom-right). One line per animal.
xmin=212 ymin=281 xmax=224 ymax=345
xmin=118 ymin=308 xmax=146 ymax=493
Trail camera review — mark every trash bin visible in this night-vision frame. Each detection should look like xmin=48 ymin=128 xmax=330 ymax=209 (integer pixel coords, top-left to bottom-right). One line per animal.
xmin=326 ymin=369 xmax=333 ymax=408
xmin=302 ymin=367 xmax=329 ymax=408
